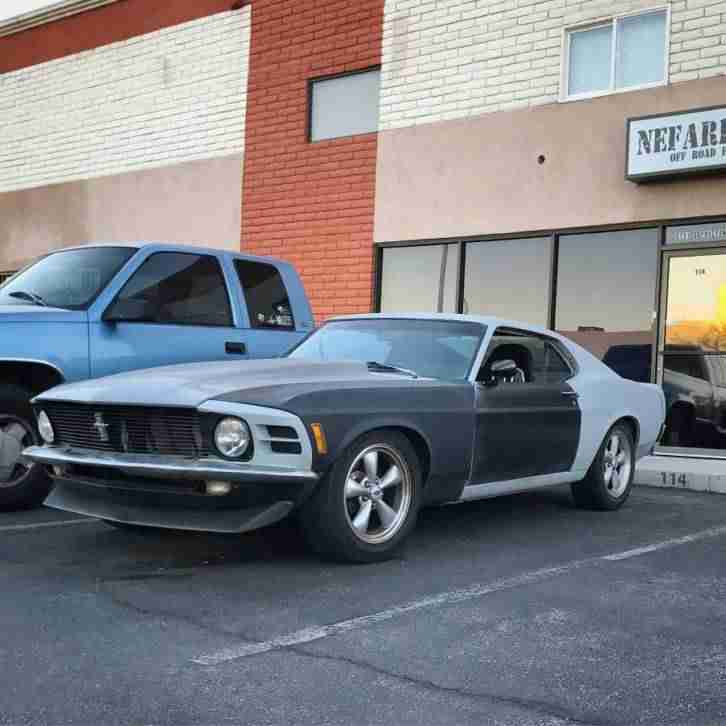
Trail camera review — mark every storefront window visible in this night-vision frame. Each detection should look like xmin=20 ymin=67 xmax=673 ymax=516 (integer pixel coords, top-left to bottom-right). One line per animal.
xmin=463 ymin=237 xmax=552 ymax=327
xmin=380 ymin=244 xmax=459 ymax=313
xmin=555 ymin=228 xmax=659 ymax=381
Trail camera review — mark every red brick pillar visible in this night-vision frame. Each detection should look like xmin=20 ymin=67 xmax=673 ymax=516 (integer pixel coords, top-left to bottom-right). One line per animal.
xmin=240 ymin=0 xmax=384 ymax=321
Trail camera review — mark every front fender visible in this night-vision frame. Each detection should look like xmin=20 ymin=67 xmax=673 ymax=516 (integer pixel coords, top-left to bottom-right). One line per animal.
xmin=0 ymin=321 xmax=90 ymax=383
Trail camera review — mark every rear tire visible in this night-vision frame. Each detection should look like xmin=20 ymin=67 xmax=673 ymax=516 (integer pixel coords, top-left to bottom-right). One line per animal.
xmin=299 ymin=430 xmax=422 ymax=563
xmin=571 ymin=422 xmax=635 ymax=511
xmin=0 ymin=385 xmax=52 ymax=511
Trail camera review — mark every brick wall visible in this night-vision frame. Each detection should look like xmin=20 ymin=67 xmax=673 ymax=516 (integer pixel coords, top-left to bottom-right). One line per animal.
xmin=241 ymin=0 xmax=384 ymax=321
xmin=0 ymin=8 xmax=250 ymax=192
xmin=380 ymin=0 xmax=726 ymax=131
xmin=0 ymin=0 xmax=235 ymax=73
xmin=670 ymin=0 xmax=726 ymax=82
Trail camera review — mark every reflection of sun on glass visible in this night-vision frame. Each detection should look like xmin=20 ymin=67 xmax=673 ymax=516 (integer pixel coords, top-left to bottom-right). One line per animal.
xmin=718 ymin=284 xmax=726 ymax=326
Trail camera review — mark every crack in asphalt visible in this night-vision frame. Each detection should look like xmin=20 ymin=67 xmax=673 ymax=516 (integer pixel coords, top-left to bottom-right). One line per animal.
xmin=286 ymin=644 xmax=616 ymax=726
xmin=101 ymin=585 xmax=259 ymax=645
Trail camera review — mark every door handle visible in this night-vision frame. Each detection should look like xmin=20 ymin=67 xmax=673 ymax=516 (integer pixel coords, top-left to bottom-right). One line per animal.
xmin=225 ymin=342 xmax=247 ymax=355
xmin=561 ymin=390 xmax=579 ymax=399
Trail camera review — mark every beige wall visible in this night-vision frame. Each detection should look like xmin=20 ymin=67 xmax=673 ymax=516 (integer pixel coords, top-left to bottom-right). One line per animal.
xmin=0 ymin=155 xmax=243 ymax=271
xmin=375 ymin=77 xmax=726 ymax=243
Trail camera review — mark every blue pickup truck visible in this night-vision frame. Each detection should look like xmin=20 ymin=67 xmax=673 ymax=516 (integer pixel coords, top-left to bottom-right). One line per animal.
xmin=0 ymin=243 xmax=314 ymax=510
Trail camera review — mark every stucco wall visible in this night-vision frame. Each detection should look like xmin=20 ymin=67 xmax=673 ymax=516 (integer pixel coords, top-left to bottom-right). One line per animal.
xmin=380 ymin=0 xmax=726 ymax=130
xmin=0 ymin=155 xmax=243 ymax=271
xmin=374 ymin=76 xmax=726 ymax=243
xmin=0 ymin=8 xmax=250 ymax=192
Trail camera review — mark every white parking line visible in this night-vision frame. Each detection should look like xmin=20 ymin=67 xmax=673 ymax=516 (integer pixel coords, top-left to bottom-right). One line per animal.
xmin=194 ymin=523 xmax=726 ymax=666
xmin=602 ymin=524 xmax=726 ymax=561
xmin=0 ymin=518 xmax=95 ymax=533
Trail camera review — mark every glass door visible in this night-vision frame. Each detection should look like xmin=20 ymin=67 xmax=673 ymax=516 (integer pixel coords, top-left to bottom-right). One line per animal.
xmin=657 ymin=249 xmax=726 ymax=455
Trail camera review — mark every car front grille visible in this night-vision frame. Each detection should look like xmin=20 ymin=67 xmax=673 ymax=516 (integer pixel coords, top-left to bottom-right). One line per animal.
xmin=42 ymin=403 xmax=208 ymax=458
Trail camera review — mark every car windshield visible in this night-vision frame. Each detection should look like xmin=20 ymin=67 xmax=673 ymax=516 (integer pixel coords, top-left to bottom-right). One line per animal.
xmin=0 ymin=247 xmax=136 ymax=310
xmin=288 ymin=318 xmax=486 ymax=380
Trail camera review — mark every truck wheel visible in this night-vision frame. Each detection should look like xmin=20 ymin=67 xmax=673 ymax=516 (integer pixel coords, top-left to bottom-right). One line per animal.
xmin=571 ymin=422 xmax=635 ymax=511
xmin=0 ymin=385 xmax=52 ymax=511
xmin=299 ymin=430 xmax=422 ymax=563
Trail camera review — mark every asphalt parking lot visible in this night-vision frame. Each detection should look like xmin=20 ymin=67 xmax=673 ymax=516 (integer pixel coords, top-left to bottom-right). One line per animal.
xmin=1 ymin=486 xmax=726 ymax=726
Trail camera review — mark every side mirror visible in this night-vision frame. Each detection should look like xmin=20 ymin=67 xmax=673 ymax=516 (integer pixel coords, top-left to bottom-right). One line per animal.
xmin=491 ymin=359 xmax=518 ymax=376
xmin=480 ymin=359 xmax=519 ymax=388
xmin=102 ymin=297 xmax=155 ymax=324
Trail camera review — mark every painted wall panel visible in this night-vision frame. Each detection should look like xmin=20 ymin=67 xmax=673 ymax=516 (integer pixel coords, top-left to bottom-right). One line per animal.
xmin=374 ymin=77 xmax=726 ymax=243
xmin=0 ymin=8 xmax=250 ymax=192
xmin=0 ymin=155 xmax=243 ymax=271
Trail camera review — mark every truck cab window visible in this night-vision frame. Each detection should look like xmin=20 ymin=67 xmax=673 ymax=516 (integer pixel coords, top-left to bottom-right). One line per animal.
xmin=235 ymin=260 xmax=294 ymax=329
xmin=110 ymin=252 xmax=232 ymax=327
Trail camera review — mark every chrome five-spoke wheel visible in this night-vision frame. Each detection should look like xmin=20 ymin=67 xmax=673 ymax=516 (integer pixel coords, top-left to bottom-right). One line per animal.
xmin=603 ymin=430 xmax=632 ymax=498
xmin=299 ymin=429 xmax=422 ymax=562
xmin=572 ymin=421 xmax=635 ymax=511
xmin=344 ymin=444 xmax=413 ymax=545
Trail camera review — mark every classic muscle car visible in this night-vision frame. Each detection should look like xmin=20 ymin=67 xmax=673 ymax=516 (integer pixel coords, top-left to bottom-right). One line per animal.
xmin=24 ymin=315 xmax=666 ymax=562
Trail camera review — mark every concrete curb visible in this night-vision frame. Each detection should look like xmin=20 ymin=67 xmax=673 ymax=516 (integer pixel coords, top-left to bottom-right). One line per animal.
xmin=636 ymin=455 xmax=726 ymax=495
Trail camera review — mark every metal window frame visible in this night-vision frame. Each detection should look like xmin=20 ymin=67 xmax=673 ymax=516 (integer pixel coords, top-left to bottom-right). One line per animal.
xmin=375 ymin=213 xmax=726 ymax=387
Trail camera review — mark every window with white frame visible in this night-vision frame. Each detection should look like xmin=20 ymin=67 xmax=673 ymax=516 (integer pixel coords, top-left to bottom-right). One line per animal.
xmin=564 ymin=9 xmax=668 ymax=99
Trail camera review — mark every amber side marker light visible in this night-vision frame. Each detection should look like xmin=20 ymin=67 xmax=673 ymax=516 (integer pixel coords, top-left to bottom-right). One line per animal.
xmin=310 ymin=423 xmax=328 ymax=455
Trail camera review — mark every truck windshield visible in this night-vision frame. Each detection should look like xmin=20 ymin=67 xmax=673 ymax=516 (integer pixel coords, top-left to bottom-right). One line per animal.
xmin=0 ymin=247 xmax=135 ymax=310
xmin=288 ymin=318 xmax=486 ymax=380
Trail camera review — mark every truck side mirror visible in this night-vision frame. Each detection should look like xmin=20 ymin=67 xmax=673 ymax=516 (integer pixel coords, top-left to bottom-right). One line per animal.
xmin=102 ymin=298 xmax=155 ymax=324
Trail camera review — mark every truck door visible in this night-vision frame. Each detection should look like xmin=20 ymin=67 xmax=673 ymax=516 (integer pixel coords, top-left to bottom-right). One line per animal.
xmin=89 ymin=251 xmax=248 ymax=378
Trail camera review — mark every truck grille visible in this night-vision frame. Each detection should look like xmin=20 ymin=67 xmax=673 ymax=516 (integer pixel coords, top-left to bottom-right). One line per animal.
xmin=42 ymin=403 xmax=208 ymax=458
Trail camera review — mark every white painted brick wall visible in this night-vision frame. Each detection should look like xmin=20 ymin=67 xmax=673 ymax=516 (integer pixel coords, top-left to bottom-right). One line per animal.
xmin=380 ymin=0 xmax=726 ymax=130
xmin=0 ymin=8 xmax=250 ymax=193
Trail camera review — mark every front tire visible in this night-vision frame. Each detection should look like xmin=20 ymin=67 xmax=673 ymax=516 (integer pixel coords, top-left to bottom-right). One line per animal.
xmin=0 ymin=384 xmax=52 ymax=511
xmin=571 ymin=422 xmax=635 ymax=511
xmin=299 ymin=430 xmax=422 ymax=563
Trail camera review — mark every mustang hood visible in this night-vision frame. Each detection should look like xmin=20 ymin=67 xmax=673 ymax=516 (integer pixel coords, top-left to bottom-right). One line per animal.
xmin=37 ymin=359 xmax=386 ymax=409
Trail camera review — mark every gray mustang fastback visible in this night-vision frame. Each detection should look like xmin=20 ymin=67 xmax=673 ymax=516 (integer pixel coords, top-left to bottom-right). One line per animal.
xmin=24 ymin=314 xmax=665 ymax=562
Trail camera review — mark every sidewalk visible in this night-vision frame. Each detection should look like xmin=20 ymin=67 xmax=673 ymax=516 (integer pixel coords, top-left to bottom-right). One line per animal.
xmin=636 ymin=455 xmax=726 ymax=494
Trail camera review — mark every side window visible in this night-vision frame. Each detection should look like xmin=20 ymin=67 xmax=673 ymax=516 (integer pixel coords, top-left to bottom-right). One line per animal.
xmin=480 ymin=328 xmax=572 ymax=384
xmin=540 ymin=340 xmax=574 ymax=383
xmin=235 ymin=260 xmax=294 ymax=330
xmin=113 ymin=252 xmax=232 ymax=327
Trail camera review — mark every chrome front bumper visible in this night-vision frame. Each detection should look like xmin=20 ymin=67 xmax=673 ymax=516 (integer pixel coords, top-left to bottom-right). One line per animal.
xmin=23 ymin=445 xmax=319 ymax=484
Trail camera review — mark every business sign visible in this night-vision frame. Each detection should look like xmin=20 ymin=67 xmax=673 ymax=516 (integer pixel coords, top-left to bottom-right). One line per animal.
xmin=666 ymin=222 xmax=726 ymax=245
xmin=626 ymin=105 xmax=726 ymax=183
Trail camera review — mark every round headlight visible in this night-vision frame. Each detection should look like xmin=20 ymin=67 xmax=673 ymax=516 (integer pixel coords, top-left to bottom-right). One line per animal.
xmin=37 ymin=410 xmax=54 ymax=444
xmin=214 ymin=417 xmax=251 ymax=459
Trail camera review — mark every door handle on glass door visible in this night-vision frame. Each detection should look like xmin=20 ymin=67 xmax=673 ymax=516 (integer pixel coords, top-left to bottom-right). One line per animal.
xmin=225 ymin=342 xmax=247 ymax=355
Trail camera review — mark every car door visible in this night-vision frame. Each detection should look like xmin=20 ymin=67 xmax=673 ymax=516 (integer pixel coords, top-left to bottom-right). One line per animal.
xmin=89 ymin=250 xmax=248 ymax=378
xmin=471 ymin=327 xmax=581 ymax=483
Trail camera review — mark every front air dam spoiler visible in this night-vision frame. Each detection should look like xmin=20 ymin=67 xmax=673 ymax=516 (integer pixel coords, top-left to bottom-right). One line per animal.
xmin=45 ymin=480 xmax=294 ymax=534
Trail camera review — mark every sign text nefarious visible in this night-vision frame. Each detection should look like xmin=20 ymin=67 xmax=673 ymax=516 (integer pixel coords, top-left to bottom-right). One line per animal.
xmin=626 ymin=106 xmax=726 ymax=182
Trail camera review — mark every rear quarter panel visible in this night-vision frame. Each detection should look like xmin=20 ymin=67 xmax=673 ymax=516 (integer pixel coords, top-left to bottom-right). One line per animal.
xmin=569 ymin=364 xmax=665 ymax=472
